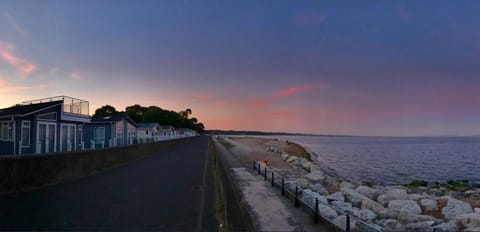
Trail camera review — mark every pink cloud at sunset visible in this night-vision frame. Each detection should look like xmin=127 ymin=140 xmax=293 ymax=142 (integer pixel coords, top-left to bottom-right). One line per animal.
xmin=273 ymin=84 xmax=315 ymax=97
xmin=0 ymin=41 xmax=36 ymax=75
xmin=247 ymin=97 xmax=268 ymax=109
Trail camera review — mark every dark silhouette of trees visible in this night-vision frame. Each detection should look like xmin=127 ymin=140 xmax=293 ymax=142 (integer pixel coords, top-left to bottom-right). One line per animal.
xmin=125 ymin=104 xmax=147 ymax=123
xmin=91 ymin=104 xmax=206 ymax=132
xmin=94 ymin=105 xmax=118 ymax=116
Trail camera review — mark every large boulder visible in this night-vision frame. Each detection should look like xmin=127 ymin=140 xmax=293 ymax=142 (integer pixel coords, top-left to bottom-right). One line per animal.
xmin=397 ymin=212 xmax=438 ymax=224
xmin=284 ymin=180 xmax=297 ymax=193
xmin=432 ymin=222 xmax=459 ymax=232
xmin=441 ymin=196 xmax=473 ymax=220
xmin=361 ymin=199 xmax=399 ymax=219
xmin=286 ymin=156 xmax=298 ymax=164
xmin=464 ymin=227 xmax=480 ymax=232
xmin=420 ymin=198 xmax=438 ymax=212
xmin=456 ymin=213 xmax=480 ymax=228
xmin=333 ymin=215 xmax=356 ymax=231
xmin=301 ymin=189 xmax=327 ymax=208
xmin=408 ymin=194 xmax=425 ymax=201
xmin=294 ymin=178 xmax=310 ymax=189
xmin=319 ymin=204 xmax=338 ymax=220
xmin=404 ymin=221 xmax=434 ymax=232
xmin=356 ymin=186 xmax=378 ymax=200
xmin=304 ymin=170 xmax=325 ymax=182
xmin=327 ymin=192 xmax=345 ymax=202
xmin=331 ymin=201 xmax=355 ymax=214
xmin=353 ymin=208 xmax=377 ymax=221
xmin=377 ymin=188 xmax=409 ymax=206
xmin=300 ymin=159 xmax=315 ymax=171
xmin=343 ymin=188 xmax=370 ymax=207
xmin=377 ymin=219 xmax=405 ymax=231
xmin=310 ymin=183 xmax=329 ymax=195
xmin=340 ymin=181 xmax=355 ymax=191
xmin=388 ymin=200 xmax=422 ymax=215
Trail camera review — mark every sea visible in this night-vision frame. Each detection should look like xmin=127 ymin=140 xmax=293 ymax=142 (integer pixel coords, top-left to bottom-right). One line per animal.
xmin=249 ymin=135 xmax=480 ymax=185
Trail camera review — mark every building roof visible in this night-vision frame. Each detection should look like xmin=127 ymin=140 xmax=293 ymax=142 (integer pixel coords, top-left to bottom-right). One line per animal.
xmin=159 ymin=125 xmax=174 ymax=130
xmin=91 ymin=113 xmax=137 ymax=126
xmin=137 ymin=122 xmax=159 ymax=129
xmin=0 ymin=101 xmax=63 ymax=118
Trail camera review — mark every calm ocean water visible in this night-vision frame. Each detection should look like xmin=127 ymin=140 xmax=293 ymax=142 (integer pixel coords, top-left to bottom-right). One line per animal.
xmin=255 ymin=135 xmax=480 ymax=185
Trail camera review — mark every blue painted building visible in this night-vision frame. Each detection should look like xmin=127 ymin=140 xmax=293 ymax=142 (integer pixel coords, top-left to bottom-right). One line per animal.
xmin=84 ymin=113 xmax=137 ymax=149
xmin=0 ymin=96 xmax=91 ymax=155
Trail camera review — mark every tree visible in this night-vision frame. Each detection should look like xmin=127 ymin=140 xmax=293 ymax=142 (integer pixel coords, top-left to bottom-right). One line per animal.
xmin=143 ymin=106 xmax=163 ymax=123
xmin=94 ymin=105 xmax=118 ymax=116
xmin=126 ymin=104 xmax=148 ymax=123
xmin=179 ymin=108 xmax=192 ymax=119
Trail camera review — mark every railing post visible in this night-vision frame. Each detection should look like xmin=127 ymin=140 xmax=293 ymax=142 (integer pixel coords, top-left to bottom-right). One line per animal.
xmin=314 ymin=198 xmax=319 ymax=224
xmin=264 ymin=167 xmax=267 ymax=181
xmin=271 ymin=172 xmax=274 ymax=187
xmin=295 ymin=186 xmax=300 ymax=207
xmin=346 ymin=214 xmax=351 ymax=232
xmin=282 ymin=178 xmax=285 ymax=195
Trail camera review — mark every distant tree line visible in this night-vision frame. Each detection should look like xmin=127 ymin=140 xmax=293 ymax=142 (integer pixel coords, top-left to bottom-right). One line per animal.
xmin=93 ymin=104 xmax=205 ymax=132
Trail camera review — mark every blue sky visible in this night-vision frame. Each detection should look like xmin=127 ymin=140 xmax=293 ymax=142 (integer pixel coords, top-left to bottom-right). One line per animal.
xmin=1 ymin=0 xmax=480 ymax=135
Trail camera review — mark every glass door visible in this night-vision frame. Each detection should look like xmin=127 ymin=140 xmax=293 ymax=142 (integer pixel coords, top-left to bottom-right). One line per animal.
xmin=61 ymin=124 xmax=77 ymax=152
xmin=37 ymin=122 xmax=56 ymax=154
xmin=38 ymin=124 xmax=46 ymax=153
xmin=48 ymin=124 xmax=55 ymax=153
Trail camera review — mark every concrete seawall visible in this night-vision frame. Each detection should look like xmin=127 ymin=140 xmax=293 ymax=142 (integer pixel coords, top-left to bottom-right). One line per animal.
xmin=0 ymin=137 xmax=195 ymax=194
xmin=211 ymin=137 xmax=255 ymax=231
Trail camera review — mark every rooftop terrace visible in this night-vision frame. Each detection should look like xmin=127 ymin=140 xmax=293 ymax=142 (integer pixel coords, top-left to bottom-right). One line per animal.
xmin=22 ymin=96 xmax=89 ymax=116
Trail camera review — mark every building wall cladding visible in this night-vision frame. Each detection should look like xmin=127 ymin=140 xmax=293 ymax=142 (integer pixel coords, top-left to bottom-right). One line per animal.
xmin=0 ymin=137 xmax=194 ymax=194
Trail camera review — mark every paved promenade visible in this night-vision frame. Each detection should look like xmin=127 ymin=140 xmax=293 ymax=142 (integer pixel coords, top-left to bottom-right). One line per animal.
xmin=0 ymin=136 xmax=217 ymax=231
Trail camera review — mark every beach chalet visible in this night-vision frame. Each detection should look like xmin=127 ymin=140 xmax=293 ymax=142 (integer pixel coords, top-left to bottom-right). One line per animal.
xmin=175 ymin=128 xmax=196 ymax=137
xmin=0 ymin=96 xmax=90 ymax=156
xmin=84 ymin=113 xmax=137 ymax=149
xmin=159 ymin=125 xmax=175 ymax=136
xmin=136 ymin=122 xmax=160 ymax=142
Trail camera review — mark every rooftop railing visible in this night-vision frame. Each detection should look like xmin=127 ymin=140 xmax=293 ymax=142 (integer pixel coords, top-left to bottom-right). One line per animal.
xmin=22 ymin=96 xmax=89 ymax=116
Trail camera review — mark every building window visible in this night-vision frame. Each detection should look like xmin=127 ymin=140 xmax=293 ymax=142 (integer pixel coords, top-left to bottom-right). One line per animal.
xmin=77 ymin=125 xmax=83 ymax=144
xmin=0 ymin=121 xmax=14 ymax=141
xmin=146 ymin=130 xmax=149 ymax=135
xmin=21 ymin=121 xmax=30 ymax=147
xmin=37 ymin=112 xmax=57 ymax=121
xmin=94 ymin=127 xmax=105 ymax=140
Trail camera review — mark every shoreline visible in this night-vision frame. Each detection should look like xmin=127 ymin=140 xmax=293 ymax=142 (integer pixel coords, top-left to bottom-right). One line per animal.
xmin=225 ymin=135 xmax=480 ymax=232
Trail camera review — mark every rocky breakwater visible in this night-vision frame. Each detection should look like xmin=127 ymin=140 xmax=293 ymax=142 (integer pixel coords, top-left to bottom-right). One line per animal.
xmin=269 ymin=146 xmax=480 ymax=232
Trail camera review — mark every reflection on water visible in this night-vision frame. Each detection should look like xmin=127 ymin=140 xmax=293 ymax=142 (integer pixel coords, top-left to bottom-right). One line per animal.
xmin=257 ymin=135 xmax=480 ymax=185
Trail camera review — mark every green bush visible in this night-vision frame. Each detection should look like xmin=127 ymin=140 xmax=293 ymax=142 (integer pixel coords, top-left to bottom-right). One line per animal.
xmin=408 ymin=179 xmax=428 ymax=187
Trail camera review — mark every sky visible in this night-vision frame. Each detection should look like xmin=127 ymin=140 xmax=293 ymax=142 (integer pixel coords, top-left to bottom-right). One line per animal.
xmin=0 ymin=0 xmax=480 ymax=136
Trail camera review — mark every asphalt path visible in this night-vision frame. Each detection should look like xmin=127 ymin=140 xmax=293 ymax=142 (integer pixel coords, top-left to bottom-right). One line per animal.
xmin=0 ymin=136 xmax=217 ymax=231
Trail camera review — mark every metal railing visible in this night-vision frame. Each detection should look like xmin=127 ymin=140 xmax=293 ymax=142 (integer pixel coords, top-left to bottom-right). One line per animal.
xmin=22 ymin=96 xmax=90 ymax=115
xmin=253 ymin=160 xmax=384 ymax=232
